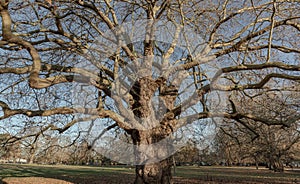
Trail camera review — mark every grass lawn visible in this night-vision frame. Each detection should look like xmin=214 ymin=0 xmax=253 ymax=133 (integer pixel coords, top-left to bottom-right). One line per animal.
xmin=0 ymin=164 xmax=135 ymax=184
xmin=0 ymin=164 xmax=299 ymax=183
xmin=175 ymin=166 xmax=300 ymax=183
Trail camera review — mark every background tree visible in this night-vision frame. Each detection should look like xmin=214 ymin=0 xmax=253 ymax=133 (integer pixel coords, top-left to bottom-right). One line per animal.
xmin=0 ymin=0 xmax=299 ymax=183
xmin=173 ymin=139 xmax=199 ymax=165
xmin=0 ymin=133 xmax=10 ymax=160
xmin=215 ymin=91 xmax=300 ymax=171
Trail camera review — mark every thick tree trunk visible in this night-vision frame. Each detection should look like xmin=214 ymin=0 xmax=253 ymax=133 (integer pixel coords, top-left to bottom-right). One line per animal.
xmin=134 ymin=158 xmax=173 ymax=184
xmin=273 ymin=159 xmax=284 ymax=172
xmin=128 ymin=76 xmax=177 ymax=183
xmin=131 ymin=130 xmax=174 ymax=184
xmin=269 ymin=156 xmax=284 ymax=172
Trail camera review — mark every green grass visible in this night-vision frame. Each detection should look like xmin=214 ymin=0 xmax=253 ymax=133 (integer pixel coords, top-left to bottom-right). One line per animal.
xmin=0 ymin=164 xmax=135 ymax=183
xmin=0 ymin=164 xmax=135 ymax=176
xmin=0 ymin=164 xmax=299 ymax=183
xmin=174 ymin=166 xmax=300 ymax=183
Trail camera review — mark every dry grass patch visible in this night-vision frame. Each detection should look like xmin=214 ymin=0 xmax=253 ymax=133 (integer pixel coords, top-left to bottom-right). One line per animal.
xmin=2 ymin=177 xmax=73 ymax=184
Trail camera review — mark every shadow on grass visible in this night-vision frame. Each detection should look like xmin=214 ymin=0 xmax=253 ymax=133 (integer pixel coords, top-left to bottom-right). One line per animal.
xmin=1 ymin=164 xmax=300 ymax=184
xmin=0 ymin=164 xmax=135 ymax=184
xmin=174 ymin=166 xmax=300 ymax=184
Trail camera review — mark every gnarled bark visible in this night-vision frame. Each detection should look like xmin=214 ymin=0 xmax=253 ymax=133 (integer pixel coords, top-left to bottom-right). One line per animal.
xmin=134 ymin=159 xmax=173 ymax=184
xmin=127 ymin=76 xmax=177 ymax=184
xmin=131 ymin=130 xmax=174 ymax=184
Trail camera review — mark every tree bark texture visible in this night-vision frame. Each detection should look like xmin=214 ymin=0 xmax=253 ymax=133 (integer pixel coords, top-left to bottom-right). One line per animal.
xmin=128 ymin=76 xmax=177 ymax=183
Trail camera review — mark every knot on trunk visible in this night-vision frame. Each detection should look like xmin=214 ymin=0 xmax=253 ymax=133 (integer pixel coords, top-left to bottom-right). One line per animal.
xmin=130 ymin=76 xmax=159 ymax=118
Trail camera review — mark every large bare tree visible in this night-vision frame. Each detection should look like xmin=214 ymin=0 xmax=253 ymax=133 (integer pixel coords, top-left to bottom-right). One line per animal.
xmin=0 ymin=0 xmax=299 ymax=183
xmin=215 ymin=89 xmax=300 ymax=171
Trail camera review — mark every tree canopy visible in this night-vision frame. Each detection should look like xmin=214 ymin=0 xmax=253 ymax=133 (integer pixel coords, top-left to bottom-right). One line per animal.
xmin=0 ymin=0 xmax=299 ymax=183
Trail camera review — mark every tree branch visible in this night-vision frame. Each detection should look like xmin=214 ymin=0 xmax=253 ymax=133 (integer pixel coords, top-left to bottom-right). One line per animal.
xmin=214 ymin=73 xmax=300 ymax=91
xmin=215 ymin=17 xmax=300 ymax=57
